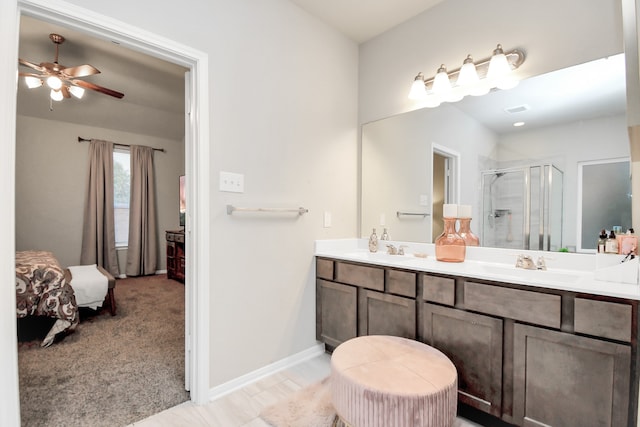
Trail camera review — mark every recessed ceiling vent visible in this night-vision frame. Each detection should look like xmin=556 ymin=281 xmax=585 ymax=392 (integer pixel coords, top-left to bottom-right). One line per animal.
xmin=504 ymin=104 xmax=531 ymax=114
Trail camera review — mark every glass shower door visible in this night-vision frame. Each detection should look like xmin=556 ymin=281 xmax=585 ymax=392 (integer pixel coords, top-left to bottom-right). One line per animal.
xmin=481 ymin=169 xmax=526 ymax=249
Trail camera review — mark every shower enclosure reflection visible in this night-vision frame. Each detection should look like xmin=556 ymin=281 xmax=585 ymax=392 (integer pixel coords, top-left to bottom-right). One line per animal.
xmin=481 ymin=165 xmax=563 ymax=250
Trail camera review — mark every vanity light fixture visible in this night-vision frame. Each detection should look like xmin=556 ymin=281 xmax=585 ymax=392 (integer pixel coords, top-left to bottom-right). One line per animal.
xmin=408 ymin=44 xmax=525 ymax=106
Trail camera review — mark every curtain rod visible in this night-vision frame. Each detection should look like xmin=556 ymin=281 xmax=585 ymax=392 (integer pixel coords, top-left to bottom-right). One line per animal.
xmin=77 ymin=136 xmax=165 ymax=153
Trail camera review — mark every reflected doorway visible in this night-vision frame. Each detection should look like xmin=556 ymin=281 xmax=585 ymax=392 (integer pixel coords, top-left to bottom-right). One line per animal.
xmin=432 ymin=145 xmax=459 ymax=242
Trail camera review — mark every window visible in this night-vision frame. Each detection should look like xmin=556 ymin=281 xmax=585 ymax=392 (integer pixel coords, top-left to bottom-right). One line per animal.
xmin=577 ymin=158 xmax=632 ymax=252
xmin=113 ymin=150 xmax=130 ymax=247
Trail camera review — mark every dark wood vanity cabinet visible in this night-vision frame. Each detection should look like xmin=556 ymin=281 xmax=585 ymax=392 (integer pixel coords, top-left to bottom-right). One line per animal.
xmin=423 ymin=303 xmax=503 ymax=417
xmin=315 ymin=256 xmax=640 ymax=427
xmin=316 ymin=279 xmax=357 ymax=348
xmin=513 ymin=324 xmax=631 ymax=427
xmin=359 ymin=289 xmax=416 ymax=339
xmin=166 ymin=229 xmax=185 ymax=282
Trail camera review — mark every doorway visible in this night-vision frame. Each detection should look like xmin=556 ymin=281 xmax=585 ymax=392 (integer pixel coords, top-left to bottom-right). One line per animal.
xmin=2 ymin=1 xmax=211 ymax=423
xmin=432 ymin=144 xmax=460 ymax=241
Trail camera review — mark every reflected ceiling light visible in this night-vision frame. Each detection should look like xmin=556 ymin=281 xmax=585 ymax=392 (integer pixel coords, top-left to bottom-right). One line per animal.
xmin=513 ymin=121 xmax=525 ymax=127
xmin=408 ymin=44 xmax=525 ymax=107
xmin=49 ymin=89 xmax=64 ymax=101
xmin=408 ymin=72 xmax=428 ymax=99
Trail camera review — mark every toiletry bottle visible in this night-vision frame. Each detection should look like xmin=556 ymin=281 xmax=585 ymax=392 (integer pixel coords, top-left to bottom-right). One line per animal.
xmin=369 ymin=228 xmax=378 ymax=253
xmin=457 ymin=205 xmax=479 ymax=246
xmin=435 ymin=204 xmax=466 ymax=262
xmin=605 ymin=229 xmax=619 ymax=254
xmin=620 ymin=228 xmax=638 ymax=255
xmin=380 ymin=228 xmax=390 ymax=240
xmin=597 ymin=229 xmax=607 ymax=253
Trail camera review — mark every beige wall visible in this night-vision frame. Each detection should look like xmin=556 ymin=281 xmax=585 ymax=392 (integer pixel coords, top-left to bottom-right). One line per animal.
xmin=15 ymin=115 xmax=185 ymax=272
xmin=53 ymin=0 xmax=360 ymax=388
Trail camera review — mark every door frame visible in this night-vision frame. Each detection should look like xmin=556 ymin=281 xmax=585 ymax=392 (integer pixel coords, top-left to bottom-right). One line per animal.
xmin=1 ymin=1 xmax=211 ymax=423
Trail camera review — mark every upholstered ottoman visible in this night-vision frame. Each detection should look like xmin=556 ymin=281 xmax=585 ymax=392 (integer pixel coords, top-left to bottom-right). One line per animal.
xmin=331 ymin=335 xmax=457 ymax=427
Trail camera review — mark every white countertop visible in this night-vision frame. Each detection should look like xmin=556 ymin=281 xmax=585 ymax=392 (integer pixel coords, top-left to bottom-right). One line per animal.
xmin=315 ymin=239 xmax=640 ymax=301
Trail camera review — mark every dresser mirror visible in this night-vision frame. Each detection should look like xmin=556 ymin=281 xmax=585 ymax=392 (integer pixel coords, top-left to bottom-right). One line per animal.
xmin=361 ymin=53 xmax=629 ymax=251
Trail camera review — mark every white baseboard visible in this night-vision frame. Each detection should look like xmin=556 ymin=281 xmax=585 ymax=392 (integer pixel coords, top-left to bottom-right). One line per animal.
xmin=156 ymin=269 xmax=168 ymax=274
xmin=207 ymin=343 xmax=325 ymax=402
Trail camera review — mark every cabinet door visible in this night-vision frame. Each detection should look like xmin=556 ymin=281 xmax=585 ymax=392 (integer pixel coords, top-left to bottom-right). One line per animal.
xmin=513 ymin=324 xmax=630 ymax=427
xmin=316 ymin=279 xmax=357 ymax=348
xmin=359 ymin=289 xmax=416 ymax=339
xmin=423 ymin=303 xmax=503 ymax=417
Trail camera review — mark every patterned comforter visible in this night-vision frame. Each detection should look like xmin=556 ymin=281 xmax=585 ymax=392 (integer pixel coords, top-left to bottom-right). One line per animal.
xmin=16 ymin=251 xmax=79 ymax=347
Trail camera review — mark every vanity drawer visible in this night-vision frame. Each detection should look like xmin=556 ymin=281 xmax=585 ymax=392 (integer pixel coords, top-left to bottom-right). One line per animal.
xmin=574 ymin=298 xmax=632 ymax=343
xmin=386 ymin=269 xmax=416 ymax=298
xmin=335 ymin=262 xmax=384 ymax=291
xmin=316 ymin=258 xmax=334 ymax=280
xmin=464 ymin=281 xmax=561 ymax=328
xmin=422 ymin=275 xmax=455 ymax=306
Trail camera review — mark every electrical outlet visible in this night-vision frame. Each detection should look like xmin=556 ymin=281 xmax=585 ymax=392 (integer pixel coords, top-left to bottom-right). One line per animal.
xmin=380 ymin=213 xmax=386 ymax=226
xmin=219 ymin=171 xmax=244 ymax=193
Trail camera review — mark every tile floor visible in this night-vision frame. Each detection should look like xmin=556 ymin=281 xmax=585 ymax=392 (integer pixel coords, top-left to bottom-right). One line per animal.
xmin=129 ymin=352 xmax=482 ymax=427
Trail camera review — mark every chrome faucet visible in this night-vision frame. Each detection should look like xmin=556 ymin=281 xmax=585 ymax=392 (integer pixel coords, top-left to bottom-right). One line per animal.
xmin=536 ymin=256 xmax=547 ymax=270
xmin=516 ymin=254 xmax=536 ymax=270
xmin=386 ymin=244 xmax=398 ymax=255
xmin=516 ymin=254 xmax=547 ymax=270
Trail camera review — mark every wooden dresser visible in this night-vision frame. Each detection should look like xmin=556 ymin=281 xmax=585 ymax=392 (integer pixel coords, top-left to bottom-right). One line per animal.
xmin=165 ymin=229 xmax=185 ymax=283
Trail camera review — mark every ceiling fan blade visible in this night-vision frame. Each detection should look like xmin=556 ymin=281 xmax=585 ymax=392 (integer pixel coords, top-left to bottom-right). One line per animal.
xmin=18 ymin=72 xmax=43 ymax=78
xmin=63 ymin=64 xmax=101 ymax=78
xmin=61 ymin=86 xmax=71 ymax=98
xmin=70 ymin=79 xmax=125 ymax=99
xmin=18 ymin=58 xmax=46 ymax=72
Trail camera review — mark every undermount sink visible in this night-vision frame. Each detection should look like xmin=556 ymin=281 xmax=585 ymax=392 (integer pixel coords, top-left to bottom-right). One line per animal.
xmin=476 ymin=263 xmax=583 ymax=284
xmin=342 ymin=251 xmax=413 ymax=263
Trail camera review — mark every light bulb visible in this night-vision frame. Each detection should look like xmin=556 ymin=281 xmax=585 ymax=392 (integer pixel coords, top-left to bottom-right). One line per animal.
xmin=456 ymin=55 xmax=479 ymax=87
xmin=50 ymin=89 xmax=63 ymax=101
xmin=432 ymin=65 xmax=452 ymax=96
xmin=69 ymin=85 xmax=85 ymax=99
xmin=487 ymin=44 xmax=512 ymax=88
xmin=24 ymin=76 xmax=42 ymax=88
xmin=46 ymin=76 xmax=63 ymax=90
xmin=408 ymin=73 xmax=427 ymax=100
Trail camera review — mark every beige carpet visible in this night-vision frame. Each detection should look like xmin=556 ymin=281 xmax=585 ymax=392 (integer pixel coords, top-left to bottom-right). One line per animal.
xmin=261 ymin=377 xmax=337 ymax=427
xmin=17 ymin=274 xmax=189 ymax=427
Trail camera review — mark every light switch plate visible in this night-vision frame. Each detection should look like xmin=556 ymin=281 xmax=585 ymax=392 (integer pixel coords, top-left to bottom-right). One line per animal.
xmin=323 ymin=211 xmax=332 ymax=228
xmin=220 ymin=171 xmax=244 ymax=193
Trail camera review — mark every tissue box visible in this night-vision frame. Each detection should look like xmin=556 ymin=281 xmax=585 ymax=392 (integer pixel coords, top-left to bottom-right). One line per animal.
xmin=595 ymin=253 xmax=639 ymax=284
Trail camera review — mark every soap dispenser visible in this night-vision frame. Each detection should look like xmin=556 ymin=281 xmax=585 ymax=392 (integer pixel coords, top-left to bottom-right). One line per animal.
xmin=369 ymin=228 xmax=379 ymax=253
xmin=381 ymin=228 xmax=390 ymax=240
xmin=605 ymin=229 xmax=619 ymax=254
xmin=597 ymin=229 xmax=607 ymax=253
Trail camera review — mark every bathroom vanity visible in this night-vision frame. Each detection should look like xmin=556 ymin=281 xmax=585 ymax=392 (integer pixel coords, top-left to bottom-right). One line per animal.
xmin=316 ymin=239 xmax=640 ymax=427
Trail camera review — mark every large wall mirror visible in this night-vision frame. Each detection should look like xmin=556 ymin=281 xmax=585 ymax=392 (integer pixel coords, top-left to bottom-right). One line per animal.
xmin=361 ymin=53 xmax=630 ymax=252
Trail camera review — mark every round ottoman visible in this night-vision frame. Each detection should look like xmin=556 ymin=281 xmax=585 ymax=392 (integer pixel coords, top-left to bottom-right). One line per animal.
xmin=331 ymin=335 xmax=457 ymax=427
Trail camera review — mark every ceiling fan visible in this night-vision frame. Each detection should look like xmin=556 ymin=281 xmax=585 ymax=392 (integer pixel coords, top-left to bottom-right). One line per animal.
xmin=18 ymin=33 xmax=124 ymax=101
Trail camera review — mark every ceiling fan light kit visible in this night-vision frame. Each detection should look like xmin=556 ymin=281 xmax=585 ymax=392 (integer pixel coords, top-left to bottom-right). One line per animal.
xmin=408 ymin=44 xmax=525 ymax=106
xmin=18 ymin=33 xmax=124 ymax=104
